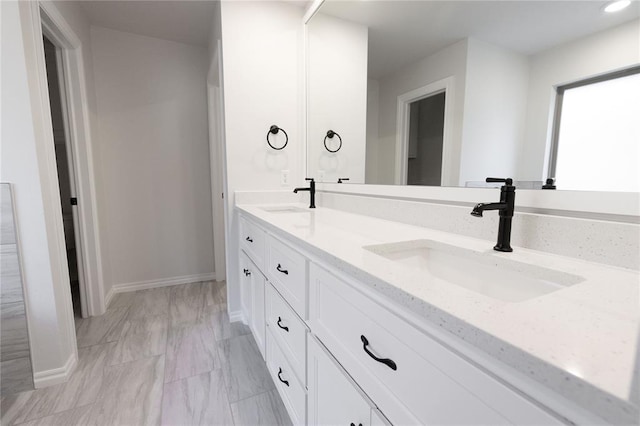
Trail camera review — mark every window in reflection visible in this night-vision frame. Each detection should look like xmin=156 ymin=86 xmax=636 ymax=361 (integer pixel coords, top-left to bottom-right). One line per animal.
xmin=552 ymin=68 xmax=640 ymax=192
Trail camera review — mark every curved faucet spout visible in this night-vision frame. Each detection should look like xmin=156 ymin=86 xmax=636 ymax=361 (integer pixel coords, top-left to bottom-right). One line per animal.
xmin=471 ymin=202 xmax=507 ymax=217
xmin=470 ymin=203 xmax=485 ymax=217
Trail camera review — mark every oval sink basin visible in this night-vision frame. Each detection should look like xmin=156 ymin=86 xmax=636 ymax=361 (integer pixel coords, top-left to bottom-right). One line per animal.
xmin=363 ymin=240 xmax=584 ymax=302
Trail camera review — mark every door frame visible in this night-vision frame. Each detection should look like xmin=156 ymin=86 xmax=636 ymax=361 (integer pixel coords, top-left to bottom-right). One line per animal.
xmin=46 ymin=40 xmax=89 ymax=318
xmin=395 ymin=76 xmax=455 ymax=185
xmin=33 ymin=1 xmax=107 ymax=317
xmin=207 ymin=39 xmax=228 ymax=283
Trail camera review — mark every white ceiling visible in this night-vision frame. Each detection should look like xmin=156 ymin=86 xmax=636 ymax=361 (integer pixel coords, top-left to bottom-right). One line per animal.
xmin=79 ymin=0 xmax=312 ymax=47
xmin=318 ymin=0 xmax=640 ymax=79
xmin=79 ymin=1 xmax=218 ymax=47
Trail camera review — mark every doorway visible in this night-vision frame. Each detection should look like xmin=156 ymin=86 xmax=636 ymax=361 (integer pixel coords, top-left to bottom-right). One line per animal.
xmin=395 ymin=76 xmax=455 ymax=186
xmin=406 ymin=92 xmax=446 ymax=186
xmin=42 ymin=35 xmax=87 ymax=318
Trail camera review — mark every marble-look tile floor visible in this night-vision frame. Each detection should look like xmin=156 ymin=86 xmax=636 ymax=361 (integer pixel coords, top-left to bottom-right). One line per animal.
xmin=0 ymin=281 xmax=292 ymax=426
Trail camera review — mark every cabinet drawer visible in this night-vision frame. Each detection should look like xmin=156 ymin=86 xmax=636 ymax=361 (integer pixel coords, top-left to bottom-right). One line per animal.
xmin=310 ymin=264 xmax=561 ymax=426
xmin=267 ymin=328 xmax=306 ymax=425
xmin=240 ymin=216 xmax=265 ymax=269
xmin=266 ymin=282 xmax=307 ymax=384
xmin=308 ymin=335 xmax=373 ymax=426
xmin=266 ymin=235 xmax=307 ymax=317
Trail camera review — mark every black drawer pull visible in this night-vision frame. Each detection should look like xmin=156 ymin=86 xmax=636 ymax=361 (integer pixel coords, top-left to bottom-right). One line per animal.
xmin=245 ymin=236 xmax=253 ymax=243
xmin=243 ymin=268 xmax=251 ymax=277
xmin=360 ymin=335 xmax=397 ymax=371
xmin=276 ymin=264 xmax=289 ymax=275
xmin=277 ymin=316 xmax=289 ymax=332
xmin=350 ymin=423 xmax=362 ymax=426
xmin=277 ymin=367 xmax=289 ymax=386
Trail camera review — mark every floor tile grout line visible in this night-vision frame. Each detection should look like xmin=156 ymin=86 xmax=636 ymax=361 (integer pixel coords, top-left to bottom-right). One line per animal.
xmin=222 ymin=380 xmax=238 ymax=426
xmin=101 ymin=353 xmax=165 ymax=371
xmin=11 ymin=401 xmax=95 ymax=426
xmin=161 ymin=365 xmax=224 ymax=386
xmin=229 ymin=387 xmax=278 ymax=405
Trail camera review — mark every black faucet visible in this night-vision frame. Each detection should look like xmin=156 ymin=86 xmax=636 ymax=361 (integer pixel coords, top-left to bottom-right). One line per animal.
xmin=293 ymin=178 xmax=316 ymax=209
xmin=471 ymin=177 xmax=515 ymax=252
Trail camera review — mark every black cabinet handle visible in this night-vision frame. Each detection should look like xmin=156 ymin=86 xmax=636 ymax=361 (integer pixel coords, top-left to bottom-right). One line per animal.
xmin=243 ymin=268 xmax=251 ymax=277
xmin=276 ymin=264 xmax=289 ymax=275
xmin=350 ymin=423 xmax=362 ymax=426
xmin=277 ymin=317 xmax=289 ymax=332
xmin=360 ymin=335 xmax=397 ymax=371
xmin=277 ymin=367 xmax=289 ymax=386
xmin=245 ymin=236 xmax=253 ymax=243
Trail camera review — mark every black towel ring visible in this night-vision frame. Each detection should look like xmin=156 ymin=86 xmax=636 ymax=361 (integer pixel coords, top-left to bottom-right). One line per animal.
xmin=267 ymin=125 xmax=288 ymax=150
xmin=324 ymin=130 xmax=342 ymax=153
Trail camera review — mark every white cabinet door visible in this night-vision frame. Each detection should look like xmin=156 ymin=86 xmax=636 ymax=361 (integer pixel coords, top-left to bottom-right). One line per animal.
xmin=250 ymin=270 xmax=266 ymax=358
xmin=308 ymin=335 xmax=373 ymax=426
xmin=240 ymin=251 xmax=252 ymax=326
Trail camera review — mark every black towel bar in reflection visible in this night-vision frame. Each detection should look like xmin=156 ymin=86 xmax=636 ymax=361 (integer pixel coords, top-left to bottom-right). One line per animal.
xmin=324 ymin=130 xmax=342 ymax=153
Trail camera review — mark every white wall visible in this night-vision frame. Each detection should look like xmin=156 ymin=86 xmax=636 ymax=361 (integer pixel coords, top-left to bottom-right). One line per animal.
xmin=1 ymin=0 xmax=76 ymax=379
xmin=375 ymin=39 xmax=468 ymax=185
xmin=220 ymin=1 xmax=304 ymax=316
xmin=307 ymin=13 xmax=368 ymax=184
xmin=459 ymin=38 xmax=529 ymax=185
xmin=90 ymin=27 xmax=214 ymax=291
xmin=520 ymin=19 xmax=640 ymax=181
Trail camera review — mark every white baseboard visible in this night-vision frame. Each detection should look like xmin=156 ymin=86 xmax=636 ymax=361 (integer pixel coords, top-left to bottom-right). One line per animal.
xmin=229 ymin=309 xmax=244 ymax=324
xmin=33 ymin=351 xmax=77 ymax=388
xmin=111 ymin=273 xmax=216 ymax=295
xmin=104 ymin=286 xmax=115 ymax=308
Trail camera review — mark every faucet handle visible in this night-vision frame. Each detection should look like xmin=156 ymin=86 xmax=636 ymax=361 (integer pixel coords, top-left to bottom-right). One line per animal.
xmin=305 ymin=178 xmax=314 ymax=182
xmin=486 ymin=177 xmax=513 ymax=186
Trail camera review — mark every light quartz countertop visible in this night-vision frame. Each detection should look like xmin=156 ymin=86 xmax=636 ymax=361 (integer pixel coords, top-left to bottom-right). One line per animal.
xmin=237 ymin=203 xmax=640 ymax=425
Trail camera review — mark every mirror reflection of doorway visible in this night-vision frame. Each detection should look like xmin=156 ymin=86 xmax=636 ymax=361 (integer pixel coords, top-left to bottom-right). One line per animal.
xmin=406 ymin=92 xmax=446 ymax=186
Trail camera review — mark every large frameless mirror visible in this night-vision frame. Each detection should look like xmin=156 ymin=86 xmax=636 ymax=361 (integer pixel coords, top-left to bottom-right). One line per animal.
xmin=306 ymin=0 xmax=640 ymax=191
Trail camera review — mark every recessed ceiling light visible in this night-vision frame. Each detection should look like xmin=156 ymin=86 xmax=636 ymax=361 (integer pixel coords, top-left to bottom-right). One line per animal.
xmin=604 ymin=0 xmax=631 ymax=13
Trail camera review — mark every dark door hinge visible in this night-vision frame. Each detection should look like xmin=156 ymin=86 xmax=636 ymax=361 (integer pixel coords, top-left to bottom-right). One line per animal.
xmin=70 ymin=197 xmax=78 ymax=205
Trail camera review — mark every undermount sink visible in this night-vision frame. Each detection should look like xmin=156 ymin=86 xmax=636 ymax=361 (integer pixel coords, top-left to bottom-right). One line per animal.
xmin=363 ymin=240 xmax=584 ymax=302
xmin=260 ymin=206 xmax=309 ymax=214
